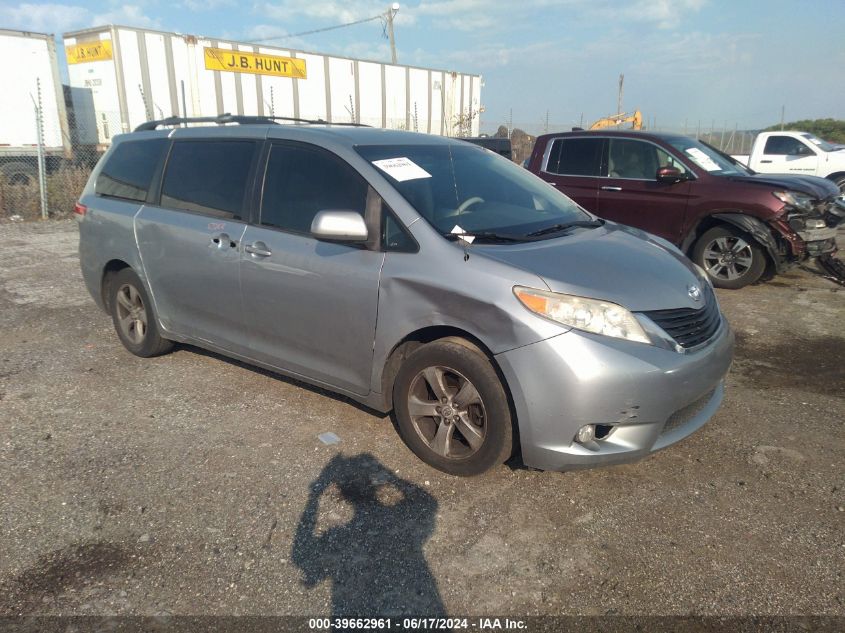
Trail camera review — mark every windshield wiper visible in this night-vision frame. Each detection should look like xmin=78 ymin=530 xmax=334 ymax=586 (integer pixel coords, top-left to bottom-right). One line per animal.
xmin=525 ymin=219 xmax=604 ymax=238
xmin=444 ymin=231 xmax=525 ymax=243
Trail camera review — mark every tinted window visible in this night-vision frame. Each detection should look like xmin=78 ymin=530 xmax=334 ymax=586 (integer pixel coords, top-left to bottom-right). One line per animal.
xmin=764 ymin=136 xmax=811 ymax=156
xmin=382 ymin=211 xmax=416 ymax=252
xmin=545 ymin=138 xmax=602 ymax=176
xmin=261 ymin=144 xmax=368 ymax=233
xmin=160 ymin=141 xmax=256 ymax=219
xmin=95 ymin=139 xmax=168 ymax=202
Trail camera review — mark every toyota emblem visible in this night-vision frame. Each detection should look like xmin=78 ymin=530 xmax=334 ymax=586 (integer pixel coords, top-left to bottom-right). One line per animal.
xmin=688 ymin=284 xmax=702 ymax=302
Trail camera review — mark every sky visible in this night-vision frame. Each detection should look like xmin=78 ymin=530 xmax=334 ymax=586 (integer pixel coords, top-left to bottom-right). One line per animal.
xmin=3 ymin=0 xmax=844 ymax=134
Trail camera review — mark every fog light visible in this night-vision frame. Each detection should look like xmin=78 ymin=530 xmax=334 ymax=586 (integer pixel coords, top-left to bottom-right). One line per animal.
xmin=575 ymin=424 xmax=595 ymax=444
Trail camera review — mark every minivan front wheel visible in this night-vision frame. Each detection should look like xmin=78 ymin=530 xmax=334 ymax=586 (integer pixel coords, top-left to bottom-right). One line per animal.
xmin=693 ymin=225 xmax=766 ymax=289
xmin=393 ymin=340 xmax=513 ymax=476
xmin=109 ymin=268 xmax=173 ymax=357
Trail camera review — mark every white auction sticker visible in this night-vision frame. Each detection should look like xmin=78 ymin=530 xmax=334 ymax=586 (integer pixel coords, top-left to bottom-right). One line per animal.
xmin=685 ymin=147 xmax=722 ymax=172
xmin=371 ymin=157 xmax=432 ymax=182
xmin=451 ymin=225 xmax=475 ymax=243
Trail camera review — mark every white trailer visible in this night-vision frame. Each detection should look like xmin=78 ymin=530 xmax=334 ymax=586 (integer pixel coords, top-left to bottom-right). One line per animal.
xmin=63 ymin=25 xmax=482 ymax=146
xmin=0 ymin=29 xmax=71 ymax=182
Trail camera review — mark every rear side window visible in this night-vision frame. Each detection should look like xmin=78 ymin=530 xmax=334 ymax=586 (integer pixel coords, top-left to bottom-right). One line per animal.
xmin=763 ymin=136 xmax=810 ymax=156
xmin=95 ymin=139 xmax=168 ymax=202
xmin=545 ymin=138 xmax=602 ymax=176
xmin=260 ymin=144 xmax=368 ymax=234
xmin=160 ymin=141 xmax=256 ymax=219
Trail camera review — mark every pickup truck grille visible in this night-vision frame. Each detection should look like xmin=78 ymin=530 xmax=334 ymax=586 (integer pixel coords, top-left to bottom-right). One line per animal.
xmin=644 ymin=286 xmax=721 ymax=349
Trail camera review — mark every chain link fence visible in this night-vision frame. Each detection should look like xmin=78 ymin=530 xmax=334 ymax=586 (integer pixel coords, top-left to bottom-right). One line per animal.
xmin=0 ymin=107 xmax=123 ymax=221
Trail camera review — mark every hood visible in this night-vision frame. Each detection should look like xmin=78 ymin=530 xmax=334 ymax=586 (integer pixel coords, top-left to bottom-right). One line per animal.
xmin=474 ymin=223 xmax=706 ymax=312
xmin=727 ymin=173 xmax=839 ymax=200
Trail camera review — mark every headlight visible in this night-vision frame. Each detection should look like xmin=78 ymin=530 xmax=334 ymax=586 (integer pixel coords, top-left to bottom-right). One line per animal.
xmin=773 ymin=190 xmax=813 ymax=211
xmin=514 ymin=286 xmax=650 ymax=344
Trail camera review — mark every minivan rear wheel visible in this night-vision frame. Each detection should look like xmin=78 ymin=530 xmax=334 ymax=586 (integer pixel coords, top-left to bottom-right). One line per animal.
xmin=392 ymin=340 xmax=513 ymax=476
xmin=109 ymin=268 xmax=174 ymax=357
xmin=693 ymin=225 xmax=766 ymax=289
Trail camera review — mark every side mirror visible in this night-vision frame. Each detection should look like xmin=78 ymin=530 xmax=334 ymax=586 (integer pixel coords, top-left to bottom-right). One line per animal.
xmin=311 ymin=210 xmax=369 ymax=242
xmin=656 ymin=166 xmax=686 ymax=183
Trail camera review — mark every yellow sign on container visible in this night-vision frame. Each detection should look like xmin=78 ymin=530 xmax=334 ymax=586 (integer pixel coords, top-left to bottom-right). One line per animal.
xmin=66 ymin=40 xmax=113 ymax=64
xmin=204 ymin=47 xmax=307 ymax=79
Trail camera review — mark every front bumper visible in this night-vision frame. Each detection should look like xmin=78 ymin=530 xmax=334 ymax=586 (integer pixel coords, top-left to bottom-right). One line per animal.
xmin=496 ymin=318 xmax=734 ymax=471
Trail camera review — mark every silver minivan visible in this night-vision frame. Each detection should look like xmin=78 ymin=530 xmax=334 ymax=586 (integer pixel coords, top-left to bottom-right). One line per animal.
xmin=76 ymin=117 xmax=733 ymax=476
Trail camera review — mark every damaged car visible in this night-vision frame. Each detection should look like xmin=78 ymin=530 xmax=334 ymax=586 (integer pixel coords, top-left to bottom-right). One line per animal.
xmin=526 ymin=130 xmax=845 ymax=288
xmin=77 ymin=118 xmax=733 ymax=476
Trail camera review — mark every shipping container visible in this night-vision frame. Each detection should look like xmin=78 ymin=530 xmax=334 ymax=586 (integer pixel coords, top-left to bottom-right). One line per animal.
xmin=0 ymin=29 xmax=71 ymax=182
xmin=63 ymin=25 xmax=482 ymax=146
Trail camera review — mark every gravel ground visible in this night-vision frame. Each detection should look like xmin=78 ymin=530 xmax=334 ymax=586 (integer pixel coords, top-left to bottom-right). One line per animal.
xmin=0 ymin=219 xmax=843 ymax=618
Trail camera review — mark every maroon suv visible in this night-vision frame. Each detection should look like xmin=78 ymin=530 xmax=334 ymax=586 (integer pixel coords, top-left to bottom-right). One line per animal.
xmin=526 ymin=130 xmax=844 ymax=288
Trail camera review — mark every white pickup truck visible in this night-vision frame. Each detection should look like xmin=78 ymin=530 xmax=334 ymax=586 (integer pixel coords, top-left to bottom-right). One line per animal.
xmin=732 ymin=131 xmax=845 ymax=192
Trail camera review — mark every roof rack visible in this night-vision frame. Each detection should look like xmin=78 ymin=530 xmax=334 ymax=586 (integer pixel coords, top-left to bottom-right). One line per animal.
xmin=134 ymin=113 xmax=370 ymax=132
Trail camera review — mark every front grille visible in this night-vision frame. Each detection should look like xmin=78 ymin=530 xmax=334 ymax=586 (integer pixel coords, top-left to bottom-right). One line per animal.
xmin=662 ymin=388 xmax=716 ymax=435
xmin=644 ymin=286 xmax=721 ymax=349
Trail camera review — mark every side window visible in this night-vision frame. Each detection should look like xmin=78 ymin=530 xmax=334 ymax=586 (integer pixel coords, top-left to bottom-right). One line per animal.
xmin=545 ymin=138 xmax=602 ymax=176
xmin=382 ymin=211 xmax=417 ymax=252
xmin=160 ymin=141 xmax=256 ymax=219
xmin=764 ymin=136 xmax=811 ymax=156
xmin=656 ymin=147 xmax=690 ymax=175
xmin=261 ymin=144 xmax=368 ymax=234
xmin=608 ymin=139 xmax=659 ymax=179
xmin=95 ymin=139 xmax=168 ymax=202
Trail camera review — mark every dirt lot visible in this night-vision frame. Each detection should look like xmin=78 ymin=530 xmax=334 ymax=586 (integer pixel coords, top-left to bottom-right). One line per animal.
xmin=0 ymin=220 xmax=843 ymax=618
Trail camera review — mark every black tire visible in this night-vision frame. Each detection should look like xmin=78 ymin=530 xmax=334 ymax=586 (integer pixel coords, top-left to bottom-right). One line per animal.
xmin=392 ymin=339 xmax=513 ymax=476
xmin=0 ymin=161 xmax=36 ymax=185
xmin=108 ymin=268 xmax=173 ymax=358
xmin=692 ymin=225 xmax=767 ymax=289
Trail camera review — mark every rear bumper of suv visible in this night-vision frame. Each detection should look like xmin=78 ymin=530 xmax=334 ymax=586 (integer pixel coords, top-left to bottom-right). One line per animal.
xmin=495 ymin=318 xmax=733 ymax=471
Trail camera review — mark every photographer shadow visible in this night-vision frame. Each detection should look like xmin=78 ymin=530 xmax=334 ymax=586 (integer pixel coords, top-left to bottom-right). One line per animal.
xmin=291 ymin=453 xmax=445 ymax=618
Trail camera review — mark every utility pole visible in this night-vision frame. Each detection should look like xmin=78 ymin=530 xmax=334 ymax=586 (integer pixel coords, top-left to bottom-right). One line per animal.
xmin=617 ymin=73 xmax=624 ymax=115
xmin=780 ymin=105 xmax=785 ymax=130
xmin=544 ymin=110 xmax=549 ymax=134
xmin=386 ymin=3 xmax=399 ymax=64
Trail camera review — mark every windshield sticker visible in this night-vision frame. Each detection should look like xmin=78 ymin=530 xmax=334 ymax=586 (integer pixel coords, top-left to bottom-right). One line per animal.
xmin=685 ymin=147 xmax=722 ymax=172
xmin=371 ymin=157 xmax=432 ymax=182
xmin=450 ymin=225 xmax=475 ymax=243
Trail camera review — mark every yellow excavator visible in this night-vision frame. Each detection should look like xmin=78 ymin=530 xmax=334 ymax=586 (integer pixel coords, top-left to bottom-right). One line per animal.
xmin=590 ymin=110 xmax=643 ymax=130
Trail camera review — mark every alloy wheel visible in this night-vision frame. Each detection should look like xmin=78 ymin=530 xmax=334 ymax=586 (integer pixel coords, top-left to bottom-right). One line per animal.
xmin=115 ymin=283 xmax=147 ymax=345
xmin=702 ymin=236 xmax=754 ymax=281
xmin=407 ymin=365 xmax=487 ymax=460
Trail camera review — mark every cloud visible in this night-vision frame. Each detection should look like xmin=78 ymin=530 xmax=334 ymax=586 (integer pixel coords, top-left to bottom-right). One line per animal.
xmin=608 ymin=0 xmax=708 ymax=29
xmin=0 ymin=3 xmax=91 ymax=34
xmin=94 ymin=5 xmax=161 ymax=29
xmin=180 ymin=0 xmax=236 ymax=11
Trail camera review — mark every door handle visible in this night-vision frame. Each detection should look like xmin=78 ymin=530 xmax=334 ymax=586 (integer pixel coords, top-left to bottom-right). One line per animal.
xmin=211 ymin=233 xmax=237 ymax=248
xmin=760 ymin=159 xmax=772 ymax=163
xmin=601 ymin=186 xmax=622 ymax=192
xmin=245 ymin=242 xmax=272 ymax=257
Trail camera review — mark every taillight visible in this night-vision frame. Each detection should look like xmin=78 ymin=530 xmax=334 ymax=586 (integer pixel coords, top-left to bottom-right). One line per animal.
xmin=73 ymin=202 xmax=87 ymax=216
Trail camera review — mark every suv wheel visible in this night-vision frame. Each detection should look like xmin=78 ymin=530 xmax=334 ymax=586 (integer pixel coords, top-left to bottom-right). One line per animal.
xmin=393 ymin=340 xmax=513 ymax=476
xmin=692 ymin=225 xmax=766 ymax=289
xmin=109 ymin=268 xmax=174 ymax=357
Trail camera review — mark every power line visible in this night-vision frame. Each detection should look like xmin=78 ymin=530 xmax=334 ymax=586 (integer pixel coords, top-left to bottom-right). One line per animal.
xmin=249 ymin=13 xmax=385 ymax=43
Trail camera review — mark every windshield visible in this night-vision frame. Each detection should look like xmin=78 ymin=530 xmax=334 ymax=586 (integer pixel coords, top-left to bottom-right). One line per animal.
xmin=356 ymin=143 xmax=592 ymax=239
xmin=801 ymin=133 xmax=838 ymax=152
xmin=667 ymin=138 xmax=751 ymax=176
